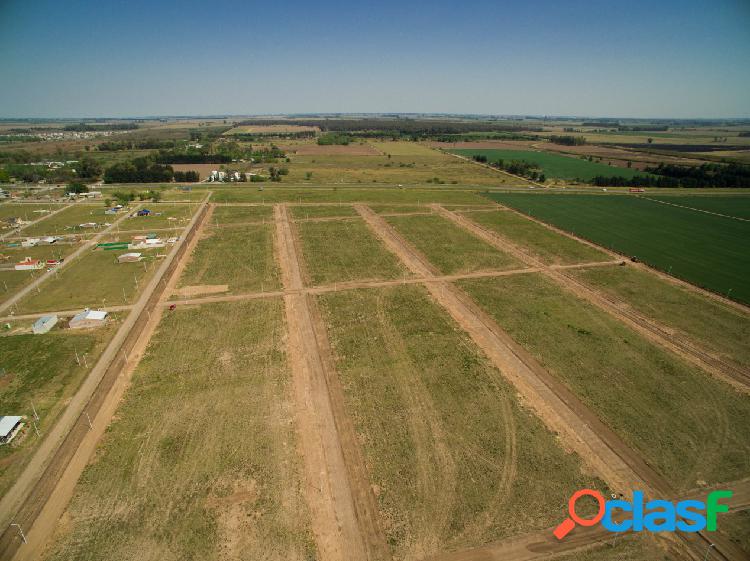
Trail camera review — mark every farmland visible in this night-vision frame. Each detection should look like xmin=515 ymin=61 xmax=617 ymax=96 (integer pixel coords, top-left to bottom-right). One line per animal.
xmin=648 ymin=194 xmax=750 ymax=219
xmin=459 ymin=273 xmax=750 ymax=490
xmin=43 ymin=300 xmax=317 ymax=561
xmin=450 ymin=148 xmax=646 ymax=181
xmin=318 ymin=285 xmax=606 ymax=558
xmin=486 ymin=192 xmax=750 ymax=304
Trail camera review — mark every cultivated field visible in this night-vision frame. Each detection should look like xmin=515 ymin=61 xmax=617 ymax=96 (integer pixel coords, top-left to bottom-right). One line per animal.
xmin=42 ymin=300 xmax=317 ymax=561
xmin=487 ymin=193 xmax=750 ymax=304
xmin=318 ymin=285 xmax=606 ymax=558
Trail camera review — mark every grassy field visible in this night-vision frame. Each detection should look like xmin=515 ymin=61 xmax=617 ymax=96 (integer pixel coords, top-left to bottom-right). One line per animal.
xmin=648 ymin=195 xmax=750 ymax=220
xmin=23 ymin=205 xmax=114 ymax=236
xmin=296 ymin=218 xmax=407 ymax=285
xmin=177 ymin=224 xmax=279 ymax=293
xmin=211 ymin=205 xmax=273 ymax=224
xmin=486 ymin=193 xmax=750 ymax=304
xmin=0 ymin=328 xmax=114 ymax=497
xmin=385 ymin=214 xmax=522 ymax=274
xmin=463 ymin=209 xmax=608 ymax=265
xmin=721 ymin=510 xmax=750 ymax=555
xmin=43 ymin=300 xmax=316 ymax=561
xmin=572 ymin=265 xmax=750 ymax=371
xmin=0 ymin=203 xmax=66 ymax=223
xmin=318 ymin=285 xmax=606 ymax=558
xmin=16 ymin=248 xmax=161 ymax=313
xmin=209 ymin=187 xmax=491 ymax=204
xmin=555 ymin=534 xmax=673 ymax=561
xmin=459 ymin=273 xmax=750 ymax=491
xmin=117 ymin=204 xmax=197 ymax=231
xmin=451 ymin=149 xmax=646 ymax=181
xmin=1 ymin=243 xmax=80 ymax=305
xmin=369 ymin=204 xmax=430 ymax=214
xmin=289 ymin=204 xmax=358 ymax=219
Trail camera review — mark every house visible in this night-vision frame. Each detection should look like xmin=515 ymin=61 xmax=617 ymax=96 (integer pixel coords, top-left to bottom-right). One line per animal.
xmin=41 ymin=236 xmax=60 ymax=244
xmin=137 ymin=209 xmax=151 ymax=216
xmin=104 ymin=208 xmax=119 ymax=215
xmin=32 ymin=314 xmax=58 ymax=334
xmin=46 ymin=259 xmax=62 ymax=268
xmin=15 ymin=258 xmax=43 ymax=271
xmin=117 ymin=252 xmax=142 ymax=263
xmin=21 ymin=238 xmax=40 ymax=247
xmin=0 ymin=416 xmax=24 ymax=445
xmin=69 ymin=309 xmax=108 ymax=329
xmin=79 ymin=222 xmax=98 ymax=229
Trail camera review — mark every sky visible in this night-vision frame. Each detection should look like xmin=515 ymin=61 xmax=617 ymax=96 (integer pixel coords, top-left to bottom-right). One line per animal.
xmin=1 ymin=0 xmax=749 ymax=119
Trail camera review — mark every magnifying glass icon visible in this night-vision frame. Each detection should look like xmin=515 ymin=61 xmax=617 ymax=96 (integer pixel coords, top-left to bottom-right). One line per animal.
xmin=553 ymin=489 xmax=606 ymax=540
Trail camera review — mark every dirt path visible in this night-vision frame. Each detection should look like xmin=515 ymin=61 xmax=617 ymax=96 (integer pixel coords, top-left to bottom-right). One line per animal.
xmin=274 ymin=204 xmax=389 ymax=561
xmin=0 ymin=304 xmax=134 ymax=323
xmin=433 ymin=205 xmax=750 ymax=393
xmin=0 ymin=198 xmax=210 ymax=561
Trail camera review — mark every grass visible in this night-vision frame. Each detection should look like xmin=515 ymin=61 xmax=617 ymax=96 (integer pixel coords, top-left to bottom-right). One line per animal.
xmin=572 ymin=265 xmax=750 ymax=371
xmin=1 ymin=244 xmax=79 ymax=304
xmin=369 ymin=204 xmax=430 ymax=214
xmin=44 ymin=300 xmax=316 ymax=561
xmin=211 ymin=204 xmax=273 ymax=224
xmin=459 ymin=273 xmax=750 ymax=491
xmin=0 ymin=328 xmax=114 ymax=497
xmin=0 ymin=203 xmax=66 ymax=223
xmin=16 ymin=248 xmax=161 ymax=313
xmin=463 ymin=209 xmax=608 ymax=265
xmin=289 ymin=204 xmax=358 ymax=219
xmin=117 ymin=204 xmax=197 ymax=231
xmin=296 ymin=218 xmax=408 ymax=285
xmin=721 ymin=510 xmax=750 ymax=554
xmin=385 ymin=214 xmax=522 ymax=274
xmin=485 ymin=193 xmax=750 ymax=305
xmin=648 ymin=195 xmax=750 ymax=220
xmin=209 ymin=186 xmax=491 ymax=204
xmin=177 ymin=224 xmax=279 ymax=293
xmin=554 ymin=534 xmax=673 ymax=560
xmin=318 ymin=285 xmax=606 ymax=559
xmin=451 ymin=149 xmax=646 ymax=181
xmin=23 ymin=205 xmax=113 ymax=236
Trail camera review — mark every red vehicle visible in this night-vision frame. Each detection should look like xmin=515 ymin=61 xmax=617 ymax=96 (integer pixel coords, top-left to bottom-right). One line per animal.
xmin=629 ymin=187 xmax=645 ymax=193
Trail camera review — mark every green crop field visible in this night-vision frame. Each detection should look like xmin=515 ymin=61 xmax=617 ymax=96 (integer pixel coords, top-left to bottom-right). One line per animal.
xmin=296 ymin=218 xmax=408 ymax=285
xmin=318 ymin=285 xmax=606 ymax=558
xmin=460 ymin=274 xmax=750 ymax=491
xmin=451 ymin=149 xmax=646 ymax=181
xmin=385 ymin=214 xmax=521 ymax=275
xmin=573 ymin=265 xmax=750 ymax=371
xmin=211 ymin=204 xmax=273 ymax=224
xmin=0 ymin=328 xmax=114 ymax=497
xmin=177 ymin=223 xmax=279 ymax=293
xmin=463 ymin=209 xmax=608 ymax=265
xmin=486 ymin=193 xmax=750 ymax=304
xmin=44 ymin=300 xmax=316 ymax=561
xmin=648 ymin=194 xmax=750 ymax=220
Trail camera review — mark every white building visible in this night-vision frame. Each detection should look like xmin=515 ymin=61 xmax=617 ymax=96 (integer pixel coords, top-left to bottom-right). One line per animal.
xmin=0 ymin=416 xmax=24 ymax=445
xmin=32 ymin=314 xmax=58 ymax=334
xmin=69 ymin=309 xmax=108 ymax=329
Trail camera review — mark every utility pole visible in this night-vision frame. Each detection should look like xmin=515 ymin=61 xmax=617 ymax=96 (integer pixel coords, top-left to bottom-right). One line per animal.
xmin=10 ymin=523 xmax=27 ymax=545
xmin=84 ymin=411 xmax=93 ymax=430
xmin=31 ymin=402 xmax=39 ymax=421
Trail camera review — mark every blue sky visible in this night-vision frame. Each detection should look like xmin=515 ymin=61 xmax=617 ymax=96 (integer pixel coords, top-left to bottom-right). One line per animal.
xmin=1 ymin=0 xmax=749 ymax=118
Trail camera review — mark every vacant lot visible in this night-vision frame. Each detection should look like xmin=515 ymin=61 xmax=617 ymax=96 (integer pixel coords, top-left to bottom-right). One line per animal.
xmin=289 ymin=204 xmax=358 ymax=219
xmin=288 ymin=143 xmax=381 ymax=156
xmin=486 ymin=193 xmax=750 ymax=304
xmin=572 ymin=265 xmax=750 ymax=371
xmin=385 ymin=214 xmax=521 ymax=274
xmin=211 ymin=205 xmax=273 ymax=224
xmin=0 ymin=328 xmax=113 ymax=498
xmin=118 ymin=204 xmax=196 ymax=231
xmin=44 ymin=300 xmax=316 ymax=561
xmin=210 ymin=187 xmax=490 ymax=205
xmin=0 ymin=203 xmax=66 ymax=223
xmin=451 ymin=149 xmax=645 ymax=181
xmin=318 ymin=285 xmax=605 ymax=559
xmin=177 ymin=224 xmax=279 ymax=294
xmin=460 ymin=274 xmax=750 ymax=491
xmin=369 ymin=204 xmax=430 ymax=214
xmin=296 ymin=218 xmax=407 ymax=285
xmin=463 ymin=209 xmax=608 ymax=265
xmin=16 ymin=248 xmax=161 ymax=313
xmin=23 ymin=205 xmax=113 ymax=236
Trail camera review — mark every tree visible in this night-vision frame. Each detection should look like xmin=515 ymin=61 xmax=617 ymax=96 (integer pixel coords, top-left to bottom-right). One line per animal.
xmin=77 ymin=157 xmax=102 ymax=180
xmin=67 ymin=182 xmax=89 ymax=194
xmin=647 ymin=138 xmax=654 ymax=144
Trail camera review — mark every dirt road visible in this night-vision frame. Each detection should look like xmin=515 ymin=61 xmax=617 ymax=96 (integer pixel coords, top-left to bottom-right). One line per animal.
xmin=274 ymin=204 xmax=389 ymax=561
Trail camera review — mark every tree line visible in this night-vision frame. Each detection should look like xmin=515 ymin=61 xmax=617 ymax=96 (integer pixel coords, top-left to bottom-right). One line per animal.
xmin=590 ymin=163 xmax=750 ymax=188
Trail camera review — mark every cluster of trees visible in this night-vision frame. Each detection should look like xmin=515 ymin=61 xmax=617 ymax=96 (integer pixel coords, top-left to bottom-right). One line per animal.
xmin=0 ymin=156 xmax=102 ymax=183
xmin=617 ymin=125 xmax=669 ymax=132
xmin=155 ymin=152 xmax=232 ymax=164
xmin=108 ymin=189 xmax=162 ymax=204
xmin=231 ymin=131 xmax=316 ymax=141
xmin=472 ymin=155 xmax=545 ymax=182
xmin=103 ymin=157 xmax=174 ymax=183
xmin=548 ymin=135 xmax=586 ymax=146
xmin=590 ymin=163 xmax=750 ymax=188
xmin=98 ymin=139 xmax=176 ymax=151
xmin=173 ymin=170 xmax=199 ymax=182
xmin=268 ymin=166 xmax=289 ymax=182
xmin=64 ymin=123 xmax=139 ymax=132
xmin=317 ymin=133 xmax=351 ymax=145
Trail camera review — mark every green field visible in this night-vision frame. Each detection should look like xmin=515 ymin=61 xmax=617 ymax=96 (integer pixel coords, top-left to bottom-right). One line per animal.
xmin=573 ymin=265 xmax=750 ymax=371
xmin=459 ymin=274 xmax=750 ymax=491
xmin=296 ymin=218 xmax=407 ymax=285
xmin=118 ymin=204 xmax=196 ymax=231
xmin=318 ymin=285 xmax=606 ymax=558
xmin=289 ymin=204 xmax=358 ymax=219
xmin=0 ymin=203 xmax=66 ymax=223
xmin=23 ymin=205 xmax=113 ymax=236
xmin=486 ymin=193 xmax=750 ymax=304
xmin=648 ymin=195 xmax=750 ymax=220
xmin=177 ymin=224 xmax=279 ymax=293
xmin=463 ymin=209 xmax=608 ymax=265
xmin=0 ymin=328 xmax=113 ymax=497
xmin=209 ymin=187 xmax=490 ymax=204
xmin=211 ymin=204 xmax=273 ymax=224
xmin=44 ymin=300 xmax=316 ymax=561
xmin=385 ymin=214 xmax=521 ymax=275
xmin=451 ymin=149 xmax=646 ymax=181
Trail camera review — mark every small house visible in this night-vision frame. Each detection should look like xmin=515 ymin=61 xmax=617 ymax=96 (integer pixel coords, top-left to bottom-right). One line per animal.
xmin=117 ymin=252 xmax=142 ymax=263
xmin=0 ymin=416 xmax=24 ymax=445
xmin=79 ymin=222 xmax=98 ymax=229
xmin=69 ymin=309 xmax=108 ymax=329
xmin=137 ymin=209 xmax=151 ymax=217
xmin=21 ymin=238 xmax=40 ymax=247
xmin=32 ymin=314 xmax=58 ymax=334
xmin=15 ymin=258 xmax=43 ymax=271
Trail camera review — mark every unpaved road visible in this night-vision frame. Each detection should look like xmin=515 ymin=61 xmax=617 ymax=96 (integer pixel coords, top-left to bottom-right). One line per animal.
xmin=0 ymin=198 xmax=209 ymax=561
xmin=274 ymin=204 xmax=389 ymax=561
xmin=433 ymin=205 xmax=750 ymax=393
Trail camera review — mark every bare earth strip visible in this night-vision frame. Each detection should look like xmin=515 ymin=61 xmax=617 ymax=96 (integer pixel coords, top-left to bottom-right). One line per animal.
xmin=432 ymin=205 xmax=750 ymax=393
xmin=0 ymin=197 xmax=210 ymax=560
xmin=274 ymin=204 xmax=389 ymax=561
